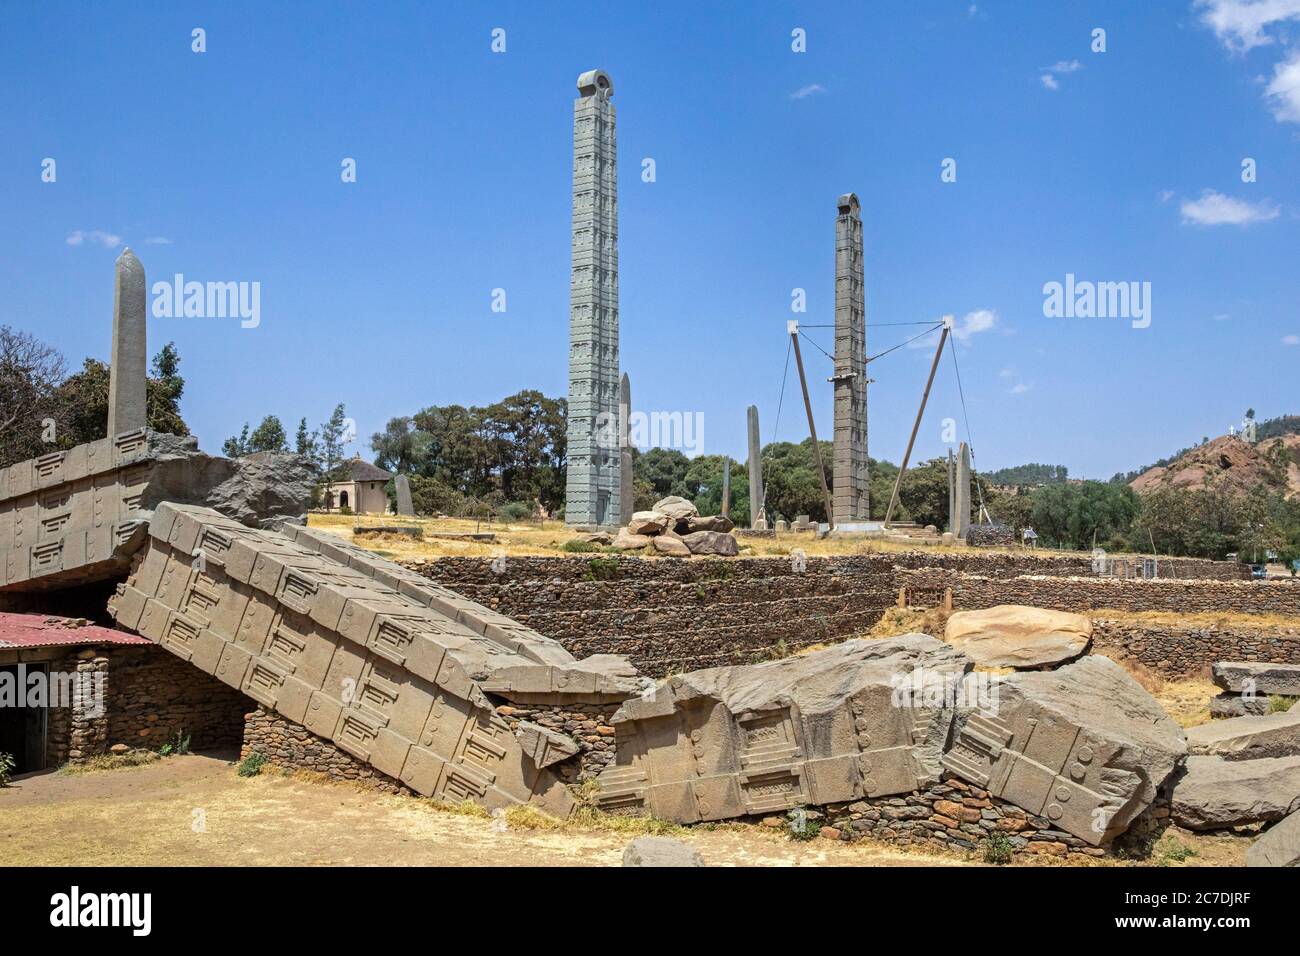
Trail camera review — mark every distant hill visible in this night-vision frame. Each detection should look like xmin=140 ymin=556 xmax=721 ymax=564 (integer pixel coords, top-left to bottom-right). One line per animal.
xmin=1129 ymin=433 xmax=1300 ymax=500
xmin=1112 ymin=414 xmax=1300 ymax=488
xmin=982 ymin=463 xmax=1068 ymax=485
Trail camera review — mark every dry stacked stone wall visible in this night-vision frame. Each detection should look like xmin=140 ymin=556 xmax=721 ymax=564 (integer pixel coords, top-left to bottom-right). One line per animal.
xmin=106 ymin=646 xmax=249 ymax=752
xmin=409 ymin=555 xmax=898 ymax=676
xmin=241 ymin=705 xmax=413 ymax=794
xmin=1092 ymin=618 xmax=1300 ymax=678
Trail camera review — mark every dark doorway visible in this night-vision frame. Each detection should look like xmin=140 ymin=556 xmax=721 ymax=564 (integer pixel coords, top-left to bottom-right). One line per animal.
xmin=0 ymin=663 xmax=48 ymax=775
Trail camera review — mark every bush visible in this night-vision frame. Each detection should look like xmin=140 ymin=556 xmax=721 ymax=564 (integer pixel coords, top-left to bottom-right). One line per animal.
xmin=498 ymin=501 xmax=533 ymax=521
xmin=158 ymin=730 xmax=191 ymax=757
xmin=585 ymin=556 xmax=620 ymax=581
xmin=785 ymin=808 xmax=821 ymax=841
xmin=982 ymin=832 xmax=1014 ymax=864
xmin=237 ymin=752 xmax=268 ymax=777
xmin=562 ymin=539 xmax=601 ymax=553
xmin=0 ymin=751 xmax=14 ymax=787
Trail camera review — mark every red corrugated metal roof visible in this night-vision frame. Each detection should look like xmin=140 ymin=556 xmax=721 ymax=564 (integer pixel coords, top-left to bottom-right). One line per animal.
xmin=0 ymin=612 xmax=150 ymax=650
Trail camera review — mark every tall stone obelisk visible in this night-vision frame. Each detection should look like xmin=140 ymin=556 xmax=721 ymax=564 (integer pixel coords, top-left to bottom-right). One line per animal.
xmin=831 ymin=194 xmax=868 ymax=522
xmin=747 ymin=405 xmax=764 ymax=528
xmin=954 ymin=441 xmax=971 ymax=539
xmin=565 ymin=69 xmax=621 ymax=529
xmin=108 ymin=248 xmax=148 ymax=438
xmin=618 ymin=372 xmax=634 ymax=524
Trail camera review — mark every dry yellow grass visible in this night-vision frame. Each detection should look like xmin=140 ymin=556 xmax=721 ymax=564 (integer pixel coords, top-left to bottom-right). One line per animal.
xmin=1092 ymin=608 xmax=1300 ymax=632
xmin=311 ymin=513 xmax=1079 ymax=562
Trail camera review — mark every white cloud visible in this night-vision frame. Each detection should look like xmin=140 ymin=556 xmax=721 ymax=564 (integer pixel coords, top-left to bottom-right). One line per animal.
xmin=1179 ymin=189 xmax=1280 ymax=225
xmin=1158 ymin=189 xmax=1175 ymax=203
xmin=999 ymin=367 xmax=1013 ymax=378
xmin=1040 ymin=59 xmax=1081 ymax=91
xmin=953 ymin=308 xmax=997 ymax=342
xmin=1265 ymin=50 xmax=1300 ymax=121
xmin=1283 ymin=333 xmax=1300 ymax=345
xmin=65 ymin=229 xmax=122 ymax=248
xmin=1196 ymin=0 xmax=1300 ymax=53
xmin=1213 ymin=313 xmax=1232 ymax=321
xmin=144 ymin=236 xmax=172 ymax=245
xmin=1010 ymin=383 xmax=1033 ymax=394
xmin=789 ymin=83 xmax=827 ymax=100
xmin=907 ymin=309 xmax=997 ymax=350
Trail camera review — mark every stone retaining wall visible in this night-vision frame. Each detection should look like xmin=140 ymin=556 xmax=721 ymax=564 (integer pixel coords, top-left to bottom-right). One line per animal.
xmin=408 ymin=555 xmax=1281 ymax=678
xmin=1092 ymin=619 xmax=1300 ymax=678
xmin=410 ymin=555 xmax=895 ymax=675
xmin=898 ymin=569 xmax=1300 ymax=617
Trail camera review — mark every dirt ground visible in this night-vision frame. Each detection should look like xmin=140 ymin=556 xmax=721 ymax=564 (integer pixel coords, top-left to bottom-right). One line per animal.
xmin=0 ymin=752 xmax=1251 ymax=867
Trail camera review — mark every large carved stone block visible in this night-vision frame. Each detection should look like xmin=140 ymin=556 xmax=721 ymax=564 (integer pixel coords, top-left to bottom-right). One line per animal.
xmin=942 ymin=655 xmax=1186 ymax=845
xmin=593 ymin=635 xmax=971 ymax=823
xmin=109 ymin=502 xmax=583 ymax=816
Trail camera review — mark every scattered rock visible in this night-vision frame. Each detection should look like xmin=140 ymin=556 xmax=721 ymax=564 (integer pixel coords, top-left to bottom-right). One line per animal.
xmin=1247 ymin=809 xmax=1300 ymax=867
xmin=1186 ymin=708 xmax=1300 ymax=759
xmin=613 ymin=529 xmax=652 ymax=550
xmin=621 ymin=836 xmax=705 ymax=867
xmin=652 ymin=534 xmax=690 ymax=557
xmin=943 ymin=604 xmax=1092 ymax=669
xmin=680 ymin=530 xmax=739 ymax=556
xmin=1212 ymin=662 xmax=1300 ymax=698
xmin=583 ymin=531 xmax=613 ymax=546
xmin=1210 ymin=692 xmax=1272 ymax=719
xmin=626 ymin=511 xmax=670 ymax=535
xmin=1170 ymin=755 xmax=1300 ymax=830
xmin=685 ymin=515 xmax=734 ymax=533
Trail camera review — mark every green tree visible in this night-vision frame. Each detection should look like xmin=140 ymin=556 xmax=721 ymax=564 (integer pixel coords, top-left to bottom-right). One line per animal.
xmin=54 ymin=342 xmax=190 ymax=449
xmin=319 ymin=403 xmax=350 ymax=480
xmin=247 ymin=415 xmax=288 ymax=453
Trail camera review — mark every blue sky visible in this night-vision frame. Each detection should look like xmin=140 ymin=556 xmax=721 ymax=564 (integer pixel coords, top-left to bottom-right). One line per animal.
xmin=2 ymin=0 xmax=1298 ymax=479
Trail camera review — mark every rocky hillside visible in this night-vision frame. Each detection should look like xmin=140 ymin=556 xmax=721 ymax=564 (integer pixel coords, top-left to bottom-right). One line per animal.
xmin=1130 ymin=433 xmax=1300 ymax=499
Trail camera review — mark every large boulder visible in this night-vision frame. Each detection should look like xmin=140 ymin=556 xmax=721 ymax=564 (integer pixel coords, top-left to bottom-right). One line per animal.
xmin=680 ymin=530 xmax=738 ymax=556
xmin=626 ymin=511 xmax=670 ymax=535
xmin=613 ymin=529 xmax=652 ymax=550
xmin=685 ymin=514 xmax=734 ymax=534
xmin=652 ymin=534 xmax=690 ymax=557
xmin=1212 ymin=662 xmax=1300 ymax=697
xmin=1170 ymin=755 xmax=1300 ymax=830
xmin=652 ymin=496 xmax=698 ymax=522
xmin=942 ymin=655 xmax=1186 ymax=845
xmin=622 ymin=837 xmax=704 ymax=867
xmin=594 ymin=636 xmax=973 ymax=823
xmin=1247 ymin=809 xmax=1300 ymax=867
xmin=1185 ymin=708 xmax=1300 ymax=759
xmin=943 ymin=604 xmax=1092 ymax=670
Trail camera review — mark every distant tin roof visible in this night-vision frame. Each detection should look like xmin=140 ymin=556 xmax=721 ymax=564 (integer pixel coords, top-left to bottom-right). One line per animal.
xmin=0 ymin=613 xmax=150 ymax=650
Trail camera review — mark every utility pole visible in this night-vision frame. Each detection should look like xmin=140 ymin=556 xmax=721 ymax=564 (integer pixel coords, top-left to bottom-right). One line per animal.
xmin=884 ymin=316 xmax=952 ymax=527
xmin=789 ymin=320 xmax=836 ymax=529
